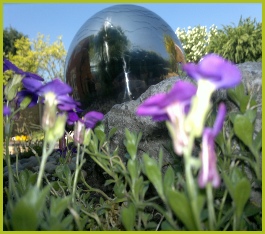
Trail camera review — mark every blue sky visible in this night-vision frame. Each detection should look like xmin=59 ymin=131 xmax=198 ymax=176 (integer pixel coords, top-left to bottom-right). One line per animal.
xmin=3 ymin=3 xmax=262 ymax=52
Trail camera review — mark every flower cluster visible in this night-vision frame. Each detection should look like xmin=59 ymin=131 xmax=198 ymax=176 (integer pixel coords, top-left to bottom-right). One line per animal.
xmin=176 ymin=25 xmax=218 ymax=62
xmin=3 ymin=58 xmax=104 ymax=144
xmin=136 ymin=54 xmax=241 ymax=188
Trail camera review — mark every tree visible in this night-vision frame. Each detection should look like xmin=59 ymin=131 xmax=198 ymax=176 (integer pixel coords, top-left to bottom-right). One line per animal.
xmin=5 ymin=33 xmax=67 ymax=82
xmin=3 ymin=27 xmax=28 ymax=56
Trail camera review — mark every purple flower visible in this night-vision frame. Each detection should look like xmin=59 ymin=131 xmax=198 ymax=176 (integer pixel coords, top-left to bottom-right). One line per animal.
xmin=4 ymin=104 xmax=11 ymax=116
xmin=16 ymin=90 xmax=38 ymax=108
xmin=4 ymin=58 xmax=44 ymax=81
xmin=198 ymin=103 xmax=226 ymax=188
xmin=67 ymin=111 xmax=80 ymax=125
xmin=82 ymin=111 xmax=104 ymax=129
xmin=36 ymin=78 xmax=79 ymax=111
xmin=183 ymin=54 xmax=241 ymax=137
xmin=4 ymin=58 xmax=23 ymax=74
xmin=67 ymin=107 xmax=83 ymax=125
xmin=73 ymin=111 xmax=104 ymax=144
xmin=182 ymin=54 xmax=241 ymax=89
xmin=136 ymin=81 xmax=197 ymax=121
xmin=22 ymin=77 xmax=43 ymax=92
xmin=136 ymin=81 xmax=197 ymax=155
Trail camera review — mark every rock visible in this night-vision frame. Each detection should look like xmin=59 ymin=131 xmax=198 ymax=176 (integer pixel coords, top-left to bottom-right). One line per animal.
xmin=45 ymin=161 xmax=58 ymax=174
xmin=103 ymin=76 xmax=183 ymax=165
xmin=103 ymin=62 xmax=262 ymax=165
xmin=212 ymin=62 xmax=262 ymax=132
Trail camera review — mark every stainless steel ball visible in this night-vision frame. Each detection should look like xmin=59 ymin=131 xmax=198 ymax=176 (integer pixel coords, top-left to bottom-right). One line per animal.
xmin=64 ymin=4 xmax=185 ymax=113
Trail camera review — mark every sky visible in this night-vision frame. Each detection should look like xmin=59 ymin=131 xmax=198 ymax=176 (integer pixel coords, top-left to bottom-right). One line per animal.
xmin=3 ymin=3 xmax=262 ymax=52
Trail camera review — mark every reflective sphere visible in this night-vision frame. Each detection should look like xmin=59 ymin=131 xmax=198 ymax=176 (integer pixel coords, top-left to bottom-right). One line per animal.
xmin=65 ymin=4 xmax=185 ymax=113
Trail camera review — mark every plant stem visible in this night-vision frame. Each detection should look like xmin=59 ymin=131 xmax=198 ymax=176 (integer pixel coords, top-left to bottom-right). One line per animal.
xmin=5 ymin=119 xmax=19 ymax=200
xmin=145 ymin=202 xmax=178 ymax=230
xmin=249 ymin=146 xmax=261 ymax=180
xmin=183 ymin=134 xmax=202 ymax=231
xmin=36 ymin=139 xmax=55 ymax=188
xmin=72 ymin=143 xmax=81 ymax=203
xmin=206 ymin=183 xmax=216 ymax=230
xmin=217 ymin=189 xmax=228 ymax=224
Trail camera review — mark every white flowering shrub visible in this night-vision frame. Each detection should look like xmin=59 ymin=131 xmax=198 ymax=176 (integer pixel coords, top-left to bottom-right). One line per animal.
xmin=176 ymin=25 xmax=218 ymax=62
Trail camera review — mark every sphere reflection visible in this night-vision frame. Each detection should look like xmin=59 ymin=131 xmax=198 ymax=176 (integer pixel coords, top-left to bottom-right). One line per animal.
xmin=64 ymin=4 xmax=185 ymax=113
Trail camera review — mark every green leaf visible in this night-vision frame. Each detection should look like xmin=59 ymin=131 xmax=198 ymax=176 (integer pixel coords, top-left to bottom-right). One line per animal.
xmin=227 ymin=83 xmax=245 ymax=108
xmin=127 ymin=159 xmax=139 ymax=181
xmin=161 ymin=220 xmax=175 ymax=230
xmin=244 ymin=109 xmax=257 ymax=123
xmin=108 ymin=127 xmax=117 ymax=139
xmin=142 ymin=153 xmax=164 ymax=200
xmin=104 ymin=179 xmax=115 ymax=186
xmin=94 ymin=127 xmax=106 ymax=147
xmin=17 ymin=169 xmax=37 ymax=195
xmin=12 ymin=185 xmax=50 ymax=230
xmin=228 ymin=111 xmax=240 ymax=124
xmin=134 ymin=176 xmax=146 ymax=198
xmin=253 ymin=129 xmax=262 ymax=151
xmin=121 ymin=203 xmax=136 ymax=230
xmin=167 ymin=188 xmax=197 ymax=230
xmin=123 ymin=129 xmax=142 ymax=160
xmin=50 ymin=196 xmax=71 ymax=217
xmin=234 ymin=178 xmax=251 ymax=218
xmin=244 ymin=202 xmax=261 ymax=217
xmin=12 ymin=199 xmax=39 ymax=230
xmin=113 ymin=182 xmax=126 ymax=198
xmin=221 ymin=172 xmax=235 ymax=199
xmin=163 ymin=166 xmax=175 ymax=194
xmin=233 ymin=114 xmax=253 ymax=147
xmin=54 ymin=164 xmax=72 ymax=189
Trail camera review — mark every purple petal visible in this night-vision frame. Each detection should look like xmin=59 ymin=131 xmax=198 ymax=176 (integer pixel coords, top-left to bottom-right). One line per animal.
xmin=67 ymin=111 xmax=79 ymax=125
xmin=182 ymin=63 xmax=201 ymax=81
xmin=4 ymin=104 xmax=11 ymax=116
xmin=136 ymin=81 xmax=196 ymax=121
xmin=16 ymin=90 xmax=38 ymax=108
xmin=164 ymin=81 xmax=197 ymax=107
xmin=212 ymin=103 xmax=226 ymax=136
xmin=83 ymin=111 xmax=104 ymax=129
xmin=22 ymin=77 xmax=43 ymax=92
xmin=136 ymin=93 xmax=167 ymax=117
xmin=23 ymin=72 xmax=44 ymax=81
xmin=37 ymin=78 xmax=72 ymax=97
xmin=183 ymin=54 xmax=242 ymax=89
xmin=3 ymin=58 xmax=23 ymax=74
xmin=198 ymin=128 xmax=221 ymax=188
xmin=57 ymin=95 xmax=79 ymax=111
xmin=199 ymin=54 xmax=242 ymax=89
xmin=152 ymin=114 xmax=169 ymax=121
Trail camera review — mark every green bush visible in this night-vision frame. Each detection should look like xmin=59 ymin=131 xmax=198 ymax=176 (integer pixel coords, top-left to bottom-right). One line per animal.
xmin=176 ymin=17 xmax=262 ymax=64
xmin=207 ymin=17 xmax=262 ymax=63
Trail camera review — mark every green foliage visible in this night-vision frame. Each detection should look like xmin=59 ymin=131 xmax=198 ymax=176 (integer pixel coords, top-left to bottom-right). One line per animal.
xmin=3 ymin=65 xmax=261 ymax=231
xmin=4 ymin=33 xmax=66 ymax=83
xmin=3 ymin=27 xmax=28 ymax=55
xmin=207 ymin=17 xmax=261 ymax=63
xmin=176 ymin=17 xmax=261 ymax=63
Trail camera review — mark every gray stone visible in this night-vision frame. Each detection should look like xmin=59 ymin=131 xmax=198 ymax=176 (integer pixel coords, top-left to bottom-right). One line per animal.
xmin=103 ymin=62 xmax=262 ymax=165
xmin=103 ymin=76 xmax=183 ymax=165
xmin=45 ymin=161 xmax=57 ymax=174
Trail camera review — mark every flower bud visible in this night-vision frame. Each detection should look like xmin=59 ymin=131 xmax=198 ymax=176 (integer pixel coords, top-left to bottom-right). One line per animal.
xmin=42 ymin=102 xmax=57 ymax=130
xmin=19 ymin=96 xmax=32 ymax=110
xmin=4 ymin=74 xmax=23 ymax=101
xmin=74 ymin=120 xmax=85 ymax=144
xmin=52 ymin=114 xmax=67 ymax=140
xmin=83 ymin=128 xmax=92 ymax=146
